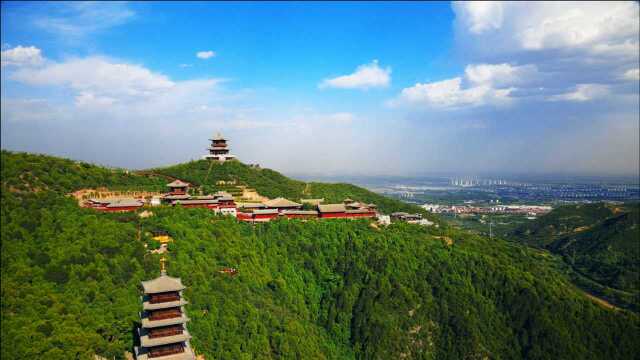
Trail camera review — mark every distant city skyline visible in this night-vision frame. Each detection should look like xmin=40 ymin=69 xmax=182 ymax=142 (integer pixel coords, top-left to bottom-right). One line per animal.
xmin=1 ymin=2 xmax=639 ymax=177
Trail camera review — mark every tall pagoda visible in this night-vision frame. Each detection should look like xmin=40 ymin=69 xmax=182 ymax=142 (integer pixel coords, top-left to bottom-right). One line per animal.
xmin=135 ymin=258 xmax=196 ymax=360
xmin=203 ymin=132 xmax=235 ymax=162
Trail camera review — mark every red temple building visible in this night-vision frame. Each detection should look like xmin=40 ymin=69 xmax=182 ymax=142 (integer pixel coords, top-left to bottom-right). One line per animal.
xmin=203 ymin=132 xmax=236 ymax=162
xmin=135 ymin=258 xmax=195 ymax=360
xmin=250 ymin=209 xmax=280 ymax=222
xmin=262 ymin=198 xmax=302 ymax=212
xmin=318 ymin=203 xmax=376 ymax=219
xmin=317 ymin=204 xmax=348 ymax=218
xmin=237 ymin=198 xmax=377 ymax=222
xmin=168 ymin=190 xmax=237 ymax=217
xmin=280 ymin=210 xmax=318 ymax=219
xmin=166 ymin=180 xmax=190 ymax=195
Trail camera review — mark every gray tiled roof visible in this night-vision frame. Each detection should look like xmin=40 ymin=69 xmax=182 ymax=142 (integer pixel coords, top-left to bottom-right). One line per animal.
xmin=141 ymin=313 xmax=189 ymax=328
xmin=163 ymin=194 xmax=192 ymax=200
xmin=253 ymin=209 xmax=279 ymax=215
xmin=318 ymin=204 xmax=346 ymax=213
xmin=105 ymin=199 xmax=144 ymax=208
xmin=282 ymin=210 xmax=318 ymax=215
xmin=174 ymin=199 xmax=219 ymax=205
xmin=143 ymin=299 xmax=189 ymax=311
xmin=141 ymin=274 xmax=185 ymax=294
xmin=88 ymin=198 xmax=111 ymax=204
xmin=135 ymin=342 xmax=196 ymax=360
xmin=263 ymin=197 xmax=302 ymax=208
xmin=345 ymin=209 xmax=374 ymax=214
xmin=166 ymin=180 xmax=190 ymax=188
xmin=238 ymin=203 xmax=267 ymax=209
xmin=139 ymin=328 xmax=191 ymax=348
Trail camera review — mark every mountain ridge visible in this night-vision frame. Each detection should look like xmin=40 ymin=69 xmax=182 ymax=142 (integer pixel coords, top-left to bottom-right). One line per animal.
xmin=510 ymin=202 xmax=640 ymax=310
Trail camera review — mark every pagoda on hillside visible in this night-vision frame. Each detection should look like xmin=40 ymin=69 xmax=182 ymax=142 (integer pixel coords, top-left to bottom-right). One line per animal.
xmin=135 ymin=257 xmax=196 ymax=360
xmin=203 ymin=132 xmax=236 ymax=162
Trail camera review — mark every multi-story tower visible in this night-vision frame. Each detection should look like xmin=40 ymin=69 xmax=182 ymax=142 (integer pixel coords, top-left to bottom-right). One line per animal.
xmin=166 ymin=180 xmax=190 ymax=196
xmin=135 ymin=258 xmax=195 ymax=360
xmin=203 ymin=132 xmax=236 ymax=162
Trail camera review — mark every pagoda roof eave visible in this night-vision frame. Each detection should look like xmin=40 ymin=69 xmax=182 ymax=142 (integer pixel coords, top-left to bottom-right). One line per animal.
xmin=166 ymin=180 xmax=190 ymax=188
xmin=142 ymin=314 xmax=190 ymax=328
xmin=141 ymin=274 xmax=186 ymax=294
xmin=135 ymin=342 xmax=196 ymax=360
xmin=143 ymin=299 xmax=189 ymax=311
xmin=139 ymin=328 xmax=192 ymax=348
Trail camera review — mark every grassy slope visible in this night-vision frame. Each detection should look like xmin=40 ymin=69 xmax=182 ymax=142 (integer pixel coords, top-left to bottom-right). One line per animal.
xmin=151 ymin=159 xmax=437 ymax=220
xmin=2 ymin=151 xmax=640 ymax=359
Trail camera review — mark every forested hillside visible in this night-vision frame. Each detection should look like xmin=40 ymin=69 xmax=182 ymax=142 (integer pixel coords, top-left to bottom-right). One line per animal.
xmin=2 ymin=151 xmax=640 ymax=359
xmin=510 ymin=203 xmax=640 ymax=310
xmin=1 ymin=150 xmax=167 ymax=193
xmin=151 ymin=159 xmax=435 ymax=220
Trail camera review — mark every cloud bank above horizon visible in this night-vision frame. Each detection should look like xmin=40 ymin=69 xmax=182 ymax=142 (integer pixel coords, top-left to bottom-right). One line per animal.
xmin=1 ymin=1 xmax=638 ymax=177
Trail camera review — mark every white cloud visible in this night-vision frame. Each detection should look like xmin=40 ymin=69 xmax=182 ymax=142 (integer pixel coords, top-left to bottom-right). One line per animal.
xmin=74 ymin=92 xmax=117 ymax=108
xmin=549 ymin=84 xmax=610 ymax=102
xmin=290 ymin=112 xmax=356 ymax=127
xmin=0 ymin=98 xmax=69 ymax=122
xmin=11 ymin=57 xmax=175 ymax=99
xmin=391 ymin=63 xmax=534 ymax=109
xmin=325 ymin=112 xmax=355 ymax=124
xmin=223 ymin=120 xmax=282 ymax=130
xmin=397 ymin=2 xmax=639 ymax=110
xmin=320 ymin=60 xmax=391 ymax=89
xmin=455 ymin=2 xmax=504 ymax=34
xmin=179 ymin=63 xmax=193 ymax=68
xmin=464 ymin=63 xmax=539 ymax=87
xmin=33 ymin=2 xmax=134 ymax=38
xmin=623 ymin=68 xmax=640 ymax=81
xmin=1 ymin=46 xmax=45 ymax=67
xmin=393 ymin=77 xmax=512 ymax=109
xmin=453 ymin=2 xmax=639 ymax=56
xmin=196 ymin=51 xmax=216 ymax=59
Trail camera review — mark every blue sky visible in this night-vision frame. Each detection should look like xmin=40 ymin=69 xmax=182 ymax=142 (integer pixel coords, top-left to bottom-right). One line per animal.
xmin=1 ymin=2 xmax=639 ymax=176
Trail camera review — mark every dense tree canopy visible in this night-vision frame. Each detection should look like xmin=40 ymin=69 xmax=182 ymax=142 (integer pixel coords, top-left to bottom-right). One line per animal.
xmin=2 ymin=151 xmax=639 ymax=359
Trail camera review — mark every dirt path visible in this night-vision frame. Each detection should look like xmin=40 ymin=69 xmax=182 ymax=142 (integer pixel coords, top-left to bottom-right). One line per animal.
xmin=581 ymin=290 xmax=620 ymax=311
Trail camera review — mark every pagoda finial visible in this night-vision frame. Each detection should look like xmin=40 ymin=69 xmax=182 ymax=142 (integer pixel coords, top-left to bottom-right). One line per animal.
xmin=160 ymin=256 xmax=167 ymax=275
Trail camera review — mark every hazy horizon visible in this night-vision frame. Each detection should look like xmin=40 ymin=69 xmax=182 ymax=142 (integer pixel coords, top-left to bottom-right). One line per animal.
xmin=2 ymin=2 xmax=639 ymax=177
xmin=3 ymin=146 xmax=639 ymax=181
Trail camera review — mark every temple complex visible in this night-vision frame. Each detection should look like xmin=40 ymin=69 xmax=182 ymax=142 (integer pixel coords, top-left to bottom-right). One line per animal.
xmin=135 ymin=258 xmax=195 ymax=360
xmin=203 ymin=132 xmax=236 ymax=162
